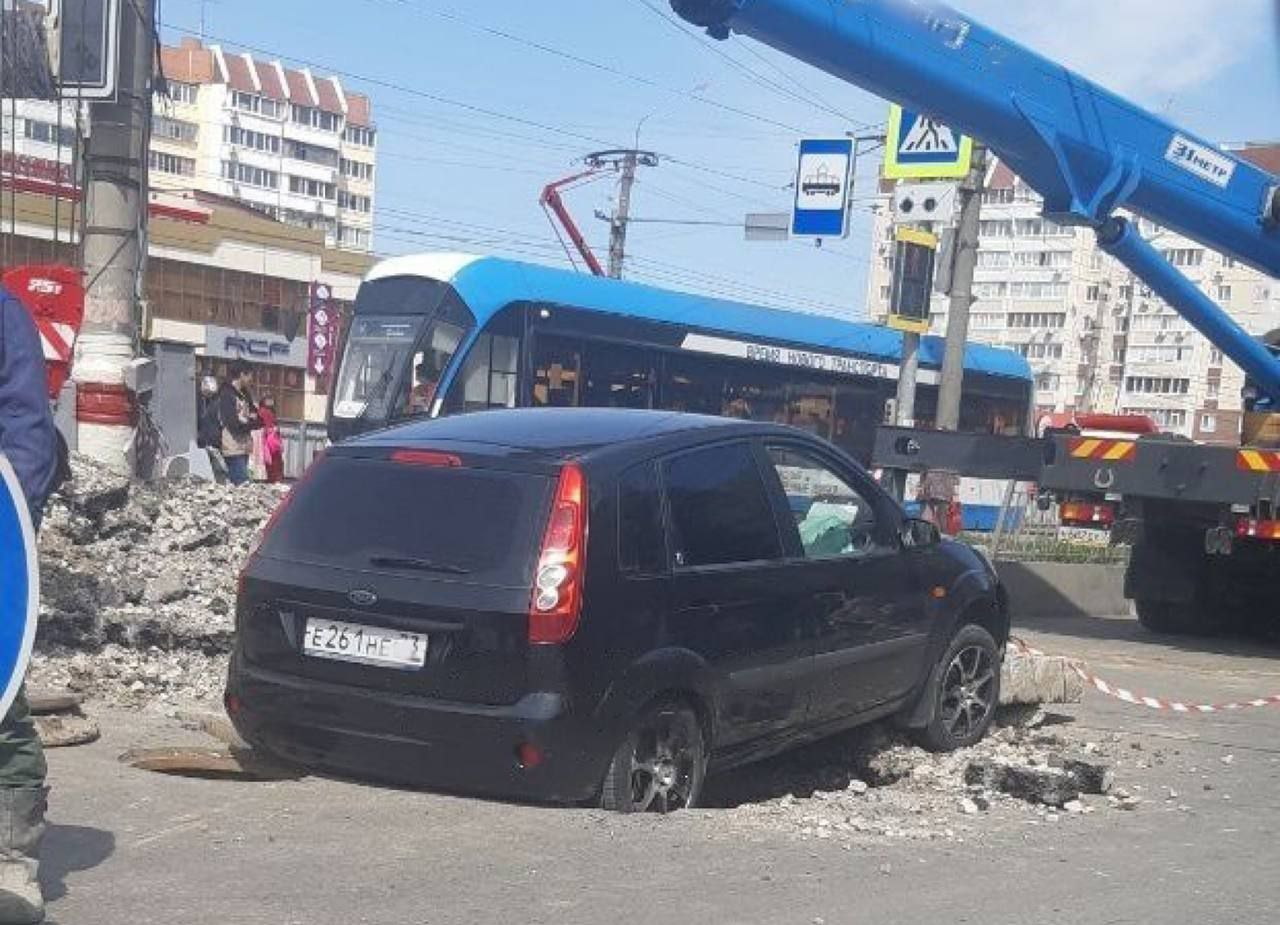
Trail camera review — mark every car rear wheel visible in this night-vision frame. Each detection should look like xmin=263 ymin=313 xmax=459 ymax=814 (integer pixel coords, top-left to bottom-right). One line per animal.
xmin=915 ymin=624 xmax=1001 ymax=753
xmin=1134 ymin=598 xmax=1213 ymax=635
xmin=600 ymin=702 xmax=706 ymax=813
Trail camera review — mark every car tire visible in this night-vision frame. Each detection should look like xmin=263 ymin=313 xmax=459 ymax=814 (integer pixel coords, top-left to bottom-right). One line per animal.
xmin=1134 ymin=598 xmax=1213 ymax=636
xmin=914 ymin=624 xmax=1001 ymax=753
xmin=600 ymin=701 xmax=706 ymax=813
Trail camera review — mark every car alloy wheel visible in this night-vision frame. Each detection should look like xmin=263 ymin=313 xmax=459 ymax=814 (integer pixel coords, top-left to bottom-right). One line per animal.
xmin=601 ymin=704 xmax=705 ymax=813
xmin=939 ymin=644 xmax=996 ymax=740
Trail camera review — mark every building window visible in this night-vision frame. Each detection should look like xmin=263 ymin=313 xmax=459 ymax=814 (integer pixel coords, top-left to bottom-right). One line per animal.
xmin=1035 ymin=372 xmax=1060 ymax=392
xmin=291 ymin=104 xmax=341 ymax=132
xmin=283 ymin=139 xmax=339 ymax=167
xmin=1013 ymin=250 xmax=1072 ymax=269
xmin=166 ymin=81 xmax=199 ymax=104
xmin=224 ymin=125 xmax=281 ymax=154
xmin=287 ymin=176 xmax=336 ymax=200
xmin=22 ymin=118 xmax=76 ymax=148
xmin=973 ymin=282 xmax=1008 ymax=299
xmin=1086 ymin=284 xmax=1101 ymax=301
xmin=1209 ymin=347 xmax=1223 ymax=366
xmin=1014 ymin=343 xmax=1064 ymax=360
xmin=1123 ymin=376 xmax=1190 ymax=395
xmin=231 ymin=91 xmax=282 ymax=118
xmin=337 ymin=190 xmax=371 ymax=213
xmin=976 ymin=251 xmax=1010 ymax=269
xmin=982 ymin=187 xmax=1015 ymax=205
xmin=343 ymin=125 xmax=376 ymax=147
xmin=1200 ymin=414 xmax=1216 ymax=433
xmin=222 ymin=160 xmax=279 ymax=189
xmin=340 ymin=157 xmax=374 ymax=182
xmin=879 ymin=285 xmax=891 ymax=302
xmin=336 ymin=224 xmax=370 ymax=249
xmin=152 ymin=115 xmax=198 ymax=144
xmin=149 ymin=150 xmax=195 ymax=177
xmin=1123 ymin=407 xmax=1186 ymax=430
xmin=1162 ymin=248 xmax=1204 ymax=268
xmin=1256 ymin=284 xmax=1272 ymax=303
xmin=1009 ymin=282 xmax=1068 ymax=300
xmin=1007 ymin=312 xmax=1066 ymax=329
xmin=979 ymin=219 xmax=1012 ymax=238
xmin=1216 ymin=284 xmax=1233 ymax=302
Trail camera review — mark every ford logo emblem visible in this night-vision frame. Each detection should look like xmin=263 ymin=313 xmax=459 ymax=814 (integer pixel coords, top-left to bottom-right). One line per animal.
xmin=348 ymin=589 xmax=378 ymax=607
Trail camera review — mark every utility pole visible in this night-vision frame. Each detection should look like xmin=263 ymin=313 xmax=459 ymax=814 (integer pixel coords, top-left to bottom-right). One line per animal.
xmin=75 ymin=0 xmax=154 ymax=473
xmin=936 ymin=144 xmax=989 ymax=431
xmin=586 ymin=149 xmax=658 ymax=280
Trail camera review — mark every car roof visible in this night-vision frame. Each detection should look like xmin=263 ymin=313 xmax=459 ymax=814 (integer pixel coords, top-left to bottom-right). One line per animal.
xmin=346 ymin=408 xmax=791 ymax=459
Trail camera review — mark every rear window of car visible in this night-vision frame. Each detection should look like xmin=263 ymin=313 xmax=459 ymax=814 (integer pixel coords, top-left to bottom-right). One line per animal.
xmin=663 ymin=442 xmax=782 ymax=568
xmin=260 ymin=455 xmax=552 ymax=587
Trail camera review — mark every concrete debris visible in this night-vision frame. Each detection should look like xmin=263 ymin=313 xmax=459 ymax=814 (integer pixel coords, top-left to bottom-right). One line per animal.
xmin=707 ymin=710 xmax=1125 ymax=843
xmin=29 ymin=455 xmax=286 ymax=705
xmin=34 ymin=714 xmax=100 ymax=748
xmin=1000 ymin=650 xmax=1084 ymax=706
xmin=27 ymin=690 xmax=85 ymax=716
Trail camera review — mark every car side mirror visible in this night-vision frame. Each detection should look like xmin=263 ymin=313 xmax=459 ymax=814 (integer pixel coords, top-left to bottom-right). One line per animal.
xmin=901 ymin=517 xmax=941 ymax=548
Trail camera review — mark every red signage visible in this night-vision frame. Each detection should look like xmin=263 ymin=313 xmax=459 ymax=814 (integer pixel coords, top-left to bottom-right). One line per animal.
xmin=0 ymin=153 xmax=79 ymax=199
xmin=308 ymin=282 xmax=339 ymax=389
xmin=1 ymin=265 xmax=85 ymax=398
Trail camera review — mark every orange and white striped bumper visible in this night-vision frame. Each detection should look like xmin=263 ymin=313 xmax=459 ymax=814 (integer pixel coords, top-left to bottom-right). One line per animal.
xmin=1069 ymin=438 xmax=1136 ymax=462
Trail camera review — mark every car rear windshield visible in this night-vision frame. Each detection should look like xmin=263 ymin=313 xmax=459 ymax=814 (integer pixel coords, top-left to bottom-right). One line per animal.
xmin=261 ymin=455 xmax=552 ymax=587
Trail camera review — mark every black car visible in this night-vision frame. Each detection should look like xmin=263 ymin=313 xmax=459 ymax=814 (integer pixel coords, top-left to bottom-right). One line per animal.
xmin=227 ymin=409 xmax=1008 ymax=812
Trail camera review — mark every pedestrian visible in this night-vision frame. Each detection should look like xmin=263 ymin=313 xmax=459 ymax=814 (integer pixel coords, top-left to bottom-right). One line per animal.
xmin=218 ymin=360 xmax=261 ymax=486
xmin=0 ymin=286 xmax=59 ymax=923
xmin=257 ymin=395 xmax=285 ymax=484
xmin=407 ymin=360 xmax=439 ymax=415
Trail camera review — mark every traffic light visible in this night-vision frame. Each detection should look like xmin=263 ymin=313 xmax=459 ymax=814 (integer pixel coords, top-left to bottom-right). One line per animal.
xmin=888 ymin=227 xmax=938 ymax=334
xmin=47 ymin=0 xmax=123 ymax=100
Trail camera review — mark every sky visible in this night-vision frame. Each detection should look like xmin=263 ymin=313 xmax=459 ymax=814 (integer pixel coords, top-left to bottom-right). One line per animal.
xmin=155 ymin=0 xmax=1280 ymax=318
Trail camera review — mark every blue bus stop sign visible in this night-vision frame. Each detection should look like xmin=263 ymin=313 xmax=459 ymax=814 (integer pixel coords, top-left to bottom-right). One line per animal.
xmin=0 ymin=455 xmax=38 ymax=720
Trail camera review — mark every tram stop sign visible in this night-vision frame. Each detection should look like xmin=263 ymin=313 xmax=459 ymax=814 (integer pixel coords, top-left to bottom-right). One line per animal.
xmin=0 ymin=456 xmax=39 ymax=721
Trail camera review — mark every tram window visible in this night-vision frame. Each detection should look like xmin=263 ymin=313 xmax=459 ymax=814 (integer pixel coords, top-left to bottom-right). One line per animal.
xmin=404 ymin=320 xmax=466 ymax=418
xmin=722 ymin=363 xmax=788 ymax=423
xmin=532 ymin=336 xmax=581 ymax=407
xmin=662 ymin=355 xmax=724 ymax=415
xmin=446 ymin=333 xmax=520 ymax=413
xmin=581 ymin=342 xmax=654 ymax=409
xmin=833 ymin=383 xmax=882 ymax=464
xmin=783 ymin=384 xmax=834 ymax=439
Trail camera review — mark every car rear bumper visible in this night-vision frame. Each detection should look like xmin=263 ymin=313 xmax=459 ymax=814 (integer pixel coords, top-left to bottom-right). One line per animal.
xmin=225 ymin=654 xmax=612 ymax=803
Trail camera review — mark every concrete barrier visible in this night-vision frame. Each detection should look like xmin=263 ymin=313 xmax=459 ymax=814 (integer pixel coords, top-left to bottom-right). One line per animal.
xmin=995 ymin=561 xmax=1129 ymax=620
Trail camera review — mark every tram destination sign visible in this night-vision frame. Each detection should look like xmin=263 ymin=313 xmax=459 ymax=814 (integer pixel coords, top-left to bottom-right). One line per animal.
xmin=680 ymin=334 xmax=940 ymax=385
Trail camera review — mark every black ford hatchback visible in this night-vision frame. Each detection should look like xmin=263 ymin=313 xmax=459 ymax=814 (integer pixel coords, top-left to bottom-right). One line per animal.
xmin=227 ymin=409 xmax=1008 ymax=811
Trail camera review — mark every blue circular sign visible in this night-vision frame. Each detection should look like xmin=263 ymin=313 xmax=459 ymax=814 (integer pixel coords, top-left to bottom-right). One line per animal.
xmin=0 ymin=455 xmax=38 ymax=719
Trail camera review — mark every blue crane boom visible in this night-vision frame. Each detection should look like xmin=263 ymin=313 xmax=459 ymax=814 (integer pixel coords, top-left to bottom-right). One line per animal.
xmin=671 ymin=0 xmax=1280 ymax=401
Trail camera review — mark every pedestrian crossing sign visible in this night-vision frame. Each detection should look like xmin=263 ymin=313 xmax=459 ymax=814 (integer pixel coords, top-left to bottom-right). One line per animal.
xmin=884 ymin=104 xmax=974 ymax=180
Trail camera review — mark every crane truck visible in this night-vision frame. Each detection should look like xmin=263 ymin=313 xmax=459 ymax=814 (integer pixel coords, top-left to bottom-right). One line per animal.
xmin=669 ymin=0 xmax=1280 ymax=635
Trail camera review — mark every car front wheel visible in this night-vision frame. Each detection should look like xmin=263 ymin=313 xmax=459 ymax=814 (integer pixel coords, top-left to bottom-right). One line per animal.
xmin=916 ymin=624 xmax=1001 ymax=752
xmin=600 ymin=702 xmax=706 ymax=813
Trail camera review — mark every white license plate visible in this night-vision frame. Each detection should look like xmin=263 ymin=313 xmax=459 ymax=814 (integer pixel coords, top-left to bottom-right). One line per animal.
xmin=302 ymin=618 xmax=427 ymax=669
xmin=1057 ymin=525 xmax=1111 ymax=547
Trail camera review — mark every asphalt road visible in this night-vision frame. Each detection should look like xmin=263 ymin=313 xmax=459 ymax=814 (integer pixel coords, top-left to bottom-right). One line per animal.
xmin=42 ymin=610 xmax=1280 ymax=925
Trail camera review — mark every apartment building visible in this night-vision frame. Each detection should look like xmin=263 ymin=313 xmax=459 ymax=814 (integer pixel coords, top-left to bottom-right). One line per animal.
xmin=1 ymin=37 xmax=377 ymax=253
xmin=866 ymin=145 xmax=1280 ymax=443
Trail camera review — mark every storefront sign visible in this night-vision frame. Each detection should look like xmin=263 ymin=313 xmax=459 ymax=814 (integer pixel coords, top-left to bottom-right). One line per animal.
xmin=0 ymin=152 xmax=78 ymax=197
xmin=203 ymin=324 xmax=307 ymax=368
xmin=679 ymin=333 xmax=940 ymax=385
xmin=308 ymin=282 xmax=339 ymax=384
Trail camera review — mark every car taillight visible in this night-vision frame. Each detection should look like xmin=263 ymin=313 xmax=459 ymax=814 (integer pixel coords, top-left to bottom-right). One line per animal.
xmin=1060 ymin=501 xmax=1115 ymax=526
xmin=391 ymin=449 xmax=462 ymax=468
xmin=529 ymin=464 xmax=587 ymax=645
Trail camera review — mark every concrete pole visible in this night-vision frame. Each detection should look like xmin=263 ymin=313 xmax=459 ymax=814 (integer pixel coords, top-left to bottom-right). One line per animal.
xmin=895 ymin=333 xmax=920 ymax=427
xmin=75 ymin=0 xmax=153 ymax=474
xmin=608 ymin=151 xmax=638 ymax=280
xmin=936 ymin=145 xmax=989 ymax=431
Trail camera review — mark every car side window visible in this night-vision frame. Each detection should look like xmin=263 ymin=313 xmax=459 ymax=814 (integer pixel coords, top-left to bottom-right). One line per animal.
xmin=766 ymin=446 xmax=890 ymax=560
xmin=663 ymin=443 xmax=782 ymax=568
xmin=618 ymin=461 xmax=667 ymax=576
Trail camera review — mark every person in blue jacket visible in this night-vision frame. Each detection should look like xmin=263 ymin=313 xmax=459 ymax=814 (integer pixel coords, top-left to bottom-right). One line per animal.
xmin=0 ymin=284 xmax=58 ymax=924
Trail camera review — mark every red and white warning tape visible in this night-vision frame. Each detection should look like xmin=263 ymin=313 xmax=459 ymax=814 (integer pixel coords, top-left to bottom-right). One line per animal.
xmin=1008 ymin=636 xmax=1280 ymax=714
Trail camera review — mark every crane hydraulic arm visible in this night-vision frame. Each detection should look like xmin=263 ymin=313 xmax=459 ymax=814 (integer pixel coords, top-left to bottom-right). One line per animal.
xmin=671 ymin=0 xmax=1280 ymax=401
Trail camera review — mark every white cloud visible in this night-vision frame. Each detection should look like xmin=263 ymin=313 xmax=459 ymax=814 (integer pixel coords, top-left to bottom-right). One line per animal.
xmin=958 ymin=0 xmax=1270 ymax=102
